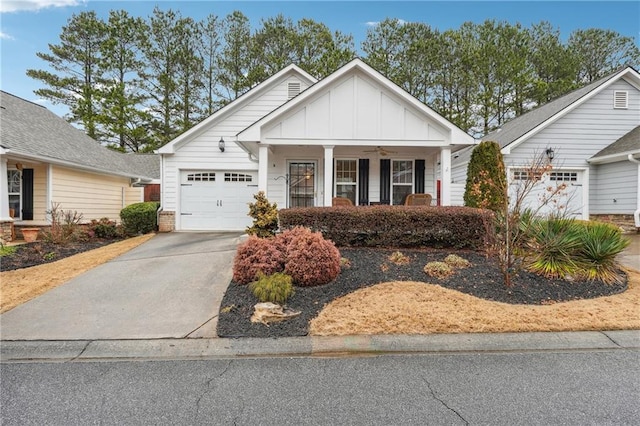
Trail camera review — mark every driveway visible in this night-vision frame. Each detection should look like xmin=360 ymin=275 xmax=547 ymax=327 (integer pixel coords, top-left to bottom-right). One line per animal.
xmin=0 ymin=232 xmax=243 ymax=340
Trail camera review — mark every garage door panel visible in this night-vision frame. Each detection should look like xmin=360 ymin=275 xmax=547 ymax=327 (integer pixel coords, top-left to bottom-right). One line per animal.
xmin=511 ymin=170 xmax=584 ymax=219
xmin=180 ymin=171 xmax=256 ymax=230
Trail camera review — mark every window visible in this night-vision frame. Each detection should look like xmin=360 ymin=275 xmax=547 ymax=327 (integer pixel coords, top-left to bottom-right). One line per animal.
xmin=549 ymin=172 xmax=577 ymax=182
xmin=187 ymin=172 xmax=215 ymax=182
xmin=392 ymin=160 xmax=413 ymax=205
xmin=7 ymin=170 xmax=20 ymax=218
xmin=224 ymin=173 xmax=252 ymax=182
xmin=335 ymin=159 xmax=357 ymax=205
xmin=614 ymin=91 xmax=628 ymax=109
xmin=512 ymin=169 xmax=543 ymax=181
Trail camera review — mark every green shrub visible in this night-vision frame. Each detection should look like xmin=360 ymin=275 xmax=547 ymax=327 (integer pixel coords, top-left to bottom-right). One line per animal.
xmin=423 ymin=261 xmax=453 ymax=279
xmin=526 ymin=218 xmax=581 ymax=279
xmin=573 ymin=221 xmax=630 ymax=284
xmin=246 ymin=191 xmax=279 ymax=238
xmin=89 ymin=218 xmax=120 ymax=239
xmin=232 ymin=235 xmax=286 ymax=285
xmin=463 ymin=141 xmax=508 ymax=212
xmin=249 ymin=272 xmax=294 ymax=304
xmin=120 ymin=202 xmax=159 ymax=235
xmin=0 ymin=245 xmax=16 ymax=257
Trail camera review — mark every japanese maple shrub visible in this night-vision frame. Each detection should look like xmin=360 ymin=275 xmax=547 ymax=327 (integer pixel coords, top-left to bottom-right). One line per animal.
xmin=283 ymin=227 xmax=341 ymax=287
xmin=232 ymin=235 xmax=286 ymax=285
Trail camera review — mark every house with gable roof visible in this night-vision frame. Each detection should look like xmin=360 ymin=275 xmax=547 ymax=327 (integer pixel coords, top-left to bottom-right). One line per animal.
xmin=0 ymin=91 xmax=160 ymax=241
xmin=450 ymin=66 xmax=640 ymax=229
xmin=156 ymin=58 xmax=474 ymax=231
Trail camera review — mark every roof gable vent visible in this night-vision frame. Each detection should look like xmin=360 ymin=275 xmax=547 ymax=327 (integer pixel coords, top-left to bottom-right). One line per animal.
xmin=288 ymin=82 xmax=301 ymax=99
xmin=614 ymin=90 xmax=628 ymax=109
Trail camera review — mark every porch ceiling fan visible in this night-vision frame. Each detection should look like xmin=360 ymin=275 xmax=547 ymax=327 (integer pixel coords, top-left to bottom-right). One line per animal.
xmin=363 ymin=146 xmax=398 ymax=156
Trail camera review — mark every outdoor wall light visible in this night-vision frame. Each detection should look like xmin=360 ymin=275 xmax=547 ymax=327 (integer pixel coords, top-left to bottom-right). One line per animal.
xmin=219 ymin=137 xmax=225 ymax=152
xmin=546 ymin=148 xmax=555 ymax=161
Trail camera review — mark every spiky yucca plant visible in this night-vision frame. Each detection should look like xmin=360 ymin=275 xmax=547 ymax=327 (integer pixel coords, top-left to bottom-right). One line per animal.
xmin=574 ymin=221 xmax=630 ymax=284
xmin=526 ymin=218 xmax=581 ymax=279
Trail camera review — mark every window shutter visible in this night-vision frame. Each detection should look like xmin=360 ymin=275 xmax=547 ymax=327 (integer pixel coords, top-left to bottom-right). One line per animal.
xmin=22 ymin=169 xmax=34 ymax=220
xmin=415 ymin=159 xmax=425 ymax=193
xmin=614 ymin=91 xmax=628 ymax=109
xmin=358 ymin=159 xmax=369 ymax=205
xmin=288 ymin=82 xmax=301 ymax=99
xmin=380 ymin=159 xmax=391 ymax=205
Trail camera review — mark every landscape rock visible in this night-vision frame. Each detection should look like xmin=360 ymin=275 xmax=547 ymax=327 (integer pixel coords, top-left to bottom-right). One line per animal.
xmin=251 ymin=302 xmax=301 ymax=325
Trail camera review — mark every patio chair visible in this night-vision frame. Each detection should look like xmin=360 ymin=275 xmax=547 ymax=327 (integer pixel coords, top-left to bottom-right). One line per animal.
xmin=404 ymin=193 xmax=432 ymax=206
xmin=332 ymin=197 xmax=354 ymax=207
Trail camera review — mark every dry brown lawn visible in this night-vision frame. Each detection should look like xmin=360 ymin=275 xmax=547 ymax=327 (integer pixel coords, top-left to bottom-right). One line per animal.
xmin=310 ymin=269 xmax=640 ymax=336
xmin=0 ymin=234 xmax=154 ymax=314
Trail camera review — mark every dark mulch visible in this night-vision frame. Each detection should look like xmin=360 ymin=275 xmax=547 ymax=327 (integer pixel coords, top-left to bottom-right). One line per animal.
xmin=0 ymin=239 xmax=122 ymax=272
xmin=217 ymin=247 xmax=628 ymax=338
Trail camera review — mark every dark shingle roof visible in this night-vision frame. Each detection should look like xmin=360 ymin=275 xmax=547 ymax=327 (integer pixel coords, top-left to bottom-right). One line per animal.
xmin=0 ymin=91 xmax=159 ymax=180
xmin=481 ymin=68 xmax=633 ymax=148
xmin=591 ymin=125 xmax=640 ymax=159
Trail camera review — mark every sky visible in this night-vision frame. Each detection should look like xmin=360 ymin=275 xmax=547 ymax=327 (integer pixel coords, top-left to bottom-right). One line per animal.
xmin=1 ymin=0 xmax=639 ymax=118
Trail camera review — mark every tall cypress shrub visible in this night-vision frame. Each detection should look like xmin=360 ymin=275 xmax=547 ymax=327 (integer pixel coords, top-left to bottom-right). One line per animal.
xmin=463 ymin=141 xmax=507 ymax=212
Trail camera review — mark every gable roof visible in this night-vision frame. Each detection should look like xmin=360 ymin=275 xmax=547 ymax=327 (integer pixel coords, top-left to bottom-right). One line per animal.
xmin=0 ymin=91 xmax=159 ymax=180
xmin=237 ymin=58 xmax=474 ymax=145
xmin=481 ymin=67 xmax=640 ymax=154
xmin=157 ymin=64 xmax=317 ymax=154
xmin=589 ymin=125 xmax=640 ymax=164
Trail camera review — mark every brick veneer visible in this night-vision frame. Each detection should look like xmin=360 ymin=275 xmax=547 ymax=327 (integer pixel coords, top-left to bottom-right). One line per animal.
xmin=0 ymin=220 xmax=13 ymax=243
xmin=158 ymin=211 xmax=175 ymax=233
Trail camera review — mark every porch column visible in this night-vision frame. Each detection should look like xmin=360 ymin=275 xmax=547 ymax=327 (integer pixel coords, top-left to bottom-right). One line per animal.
xmin=258 ymin=144 xmax=269 ymax=195
xmin=0 ymin=155 xmax=11 ymax=220
xmin=440 ymin=147 xmax=452 ymax=206
xmin=323 ymin=145 xmax=334 ymax=207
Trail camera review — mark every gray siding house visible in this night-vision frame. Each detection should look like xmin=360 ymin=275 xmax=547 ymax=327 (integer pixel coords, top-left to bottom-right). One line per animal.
xmin=451 ymin=66 xmax=640 ymax=228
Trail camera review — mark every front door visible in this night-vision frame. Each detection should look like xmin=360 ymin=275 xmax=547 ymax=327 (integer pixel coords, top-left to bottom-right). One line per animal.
xmin=288 ymin=162 xmax=316 ymax=208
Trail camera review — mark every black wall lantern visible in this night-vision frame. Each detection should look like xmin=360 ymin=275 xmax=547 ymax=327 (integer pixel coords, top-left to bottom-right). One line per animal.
xmin=219 ymin=137 xmax=225 ymax=152
xmin=545 ymin=147 xmax=555 ymax=161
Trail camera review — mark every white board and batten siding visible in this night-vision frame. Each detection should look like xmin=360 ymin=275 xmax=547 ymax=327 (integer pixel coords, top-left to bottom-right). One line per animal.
xmin=164 ymin=75 xmax=311 ymax=230
xmin=51 ymin=165 xmax=142 ymax=222
xmin=591 ymin=161 xmax=639 ymax=214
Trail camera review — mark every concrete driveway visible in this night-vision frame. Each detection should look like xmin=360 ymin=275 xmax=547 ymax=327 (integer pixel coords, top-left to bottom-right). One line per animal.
xmin=0 ymin=232 xmax=243 ymax=341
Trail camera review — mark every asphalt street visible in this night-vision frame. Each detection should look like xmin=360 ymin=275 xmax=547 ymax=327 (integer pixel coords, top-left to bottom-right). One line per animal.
xmin=2 ymin=349 xmax=639 ymax=425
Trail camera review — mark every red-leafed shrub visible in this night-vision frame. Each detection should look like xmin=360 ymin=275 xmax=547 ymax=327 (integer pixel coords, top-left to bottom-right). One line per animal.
xmin=282 ymin=227 xmax=341 ymax=287
xmin=232 ymin=235 xmax=285 ymax=285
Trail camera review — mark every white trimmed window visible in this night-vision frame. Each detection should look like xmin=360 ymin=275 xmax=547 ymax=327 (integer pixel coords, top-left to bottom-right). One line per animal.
xmin=335 ymin=159 xmax=357 ymax=205
xmin=187 ymin=172 xmax=216 ymax=182
xmin=224 ymin=172 xmax=252 ymax=182
xmin=7 ymin=170 xmax=21 ymax=218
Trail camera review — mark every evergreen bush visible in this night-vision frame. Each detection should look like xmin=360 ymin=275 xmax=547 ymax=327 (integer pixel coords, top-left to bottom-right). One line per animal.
xmin=232 ymin=235 xmax=286 ymax=285
xmin=463 ymin=141 xmax=507 ymax=212
xmin=249 ymin=272 xmax=294 ymax=304
xmin=246 ymin=191 xmax=279 ymax=238
xmin=120 ymin=202 xmax=159 ymax=235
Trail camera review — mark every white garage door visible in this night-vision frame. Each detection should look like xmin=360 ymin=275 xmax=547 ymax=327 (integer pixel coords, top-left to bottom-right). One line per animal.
xmin=180 ymin=171 xmax=258 ymax=230
xmin=512 ymin=169 xmax=584 ymax=218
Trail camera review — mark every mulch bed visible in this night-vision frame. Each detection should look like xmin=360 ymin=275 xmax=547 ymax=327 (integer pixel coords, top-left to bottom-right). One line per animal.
xmin=217 ymin=247 xmax=628 ymax=338
xmin=0 ymin=239 xmax=122 ymax=272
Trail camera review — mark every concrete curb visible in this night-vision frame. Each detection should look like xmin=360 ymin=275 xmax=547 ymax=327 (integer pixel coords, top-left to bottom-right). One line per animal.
xmin=2 ymin=330 xmax=638 ymax=363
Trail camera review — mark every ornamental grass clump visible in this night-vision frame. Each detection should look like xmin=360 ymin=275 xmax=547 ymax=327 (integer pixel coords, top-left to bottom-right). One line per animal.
xmin=526 ymin=217 xmax=581 ymax=279
xmin=232 ymin=235 xmax=285 ymax=285
xmin=444 ymin=254 xmax=471 ymax=268
xmin=423 ymin=261 xmax=453 ymax=279
xmin=249 ymin=272 xmax=294 ymax=304
xmin=389 ymin=251 xmax=410 ymax=265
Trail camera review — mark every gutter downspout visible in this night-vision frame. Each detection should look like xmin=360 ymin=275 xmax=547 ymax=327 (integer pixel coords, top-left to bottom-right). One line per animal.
xmin=236 ymin=139 xmax=259 ymax=163
xmin=628 ymin=154 xmax=640 ymax=228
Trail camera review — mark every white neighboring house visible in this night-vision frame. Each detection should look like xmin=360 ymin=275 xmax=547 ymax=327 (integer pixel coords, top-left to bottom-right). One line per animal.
xmin=157 ymin=58 xmax=474 ymax=232
xmin=451 ymin=66 xmax=640 ymax=226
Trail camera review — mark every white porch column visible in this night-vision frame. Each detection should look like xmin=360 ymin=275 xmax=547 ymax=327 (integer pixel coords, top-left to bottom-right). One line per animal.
xmin=440 ymin=147 xmax=452 ymax=206
xmin=323 ymin=145 xmax=334 ymax=207
xmin=0 ymin=156 xmax=12 ymax=220
xmin=258 ymin=144 xmax=269 ymax=194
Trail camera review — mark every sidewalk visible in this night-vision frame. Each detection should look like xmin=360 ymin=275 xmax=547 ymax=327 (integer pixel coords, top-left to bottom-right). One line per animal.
xmin=1 ymin=330 xmax=638 ymax=363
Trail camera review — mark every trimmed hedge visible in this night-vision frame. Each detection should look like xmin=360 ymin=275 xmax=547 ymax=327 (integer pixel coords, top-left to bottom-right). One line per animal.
xmin=120 ymin=202 xmax=159 ymax=235
xmin=279 ymin=205 xmax=492 ymax=249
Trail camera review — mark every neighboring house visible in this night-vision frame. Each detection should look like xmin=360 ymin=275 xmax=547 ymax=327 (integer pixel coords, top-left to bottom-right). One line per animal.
xmin=451 ymin=66 xmax=640 ymax=227
xmin=0 ymin=91 xmax=160 ymax=241
xmin=157 ymin=58 xmax=474 ymax=232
